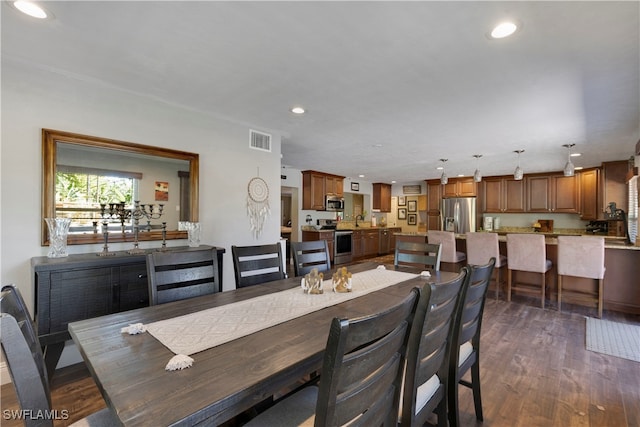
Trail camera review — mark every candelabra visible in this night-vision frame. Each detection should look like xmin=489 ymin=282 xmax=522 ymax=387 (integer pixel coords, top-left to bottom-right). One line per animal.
xmin=98 ymin=221 xmax=115 ymax=257
xmin=128 ymin=201 xmax=164 ymax=254
xmin=100 ymin=202 xmax=131 ymax=233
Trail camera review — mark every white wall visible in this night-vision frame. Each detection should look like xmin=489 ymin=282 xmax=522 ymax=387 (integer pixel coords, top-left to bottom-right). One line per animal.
xmin=1 ymin=60 xmax=284 ymax=308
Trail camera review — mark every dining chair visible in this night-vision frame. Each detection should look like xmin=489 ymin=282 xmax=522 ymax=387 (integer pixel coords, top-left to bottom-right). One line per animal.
xmin=243 ymin=288 xmax=420 ymax=427
xmin=394 ymin=241 xmax=442 ymax=271
xmin=428 ymin=230 xmax=467 ymax=272
xmin=0 ymin=284 xmax=117 ymax=427
xmin=399 ymin=267 xmax=470 ymax=427
xmin=232 ymin=244 xmax=286 ymax=288
xmin=557 ymin=235 xmax=606 ymax=317
xmin=146 ymin=247 xmax=220 ymax=305
xmin=465 ymin=232 xmax=507 ymax=300
xmin=291 ymin=240 xmax=331 ymax=277
xmin=506 ymin=233 xmax=552 ymax=309
xmin=447 ymin=258 xmax=495 ymax=427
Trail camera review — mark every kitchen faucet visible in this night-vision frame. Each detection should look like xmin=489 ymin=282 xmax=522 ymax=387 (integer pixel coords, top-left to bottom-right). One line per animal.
xmin=355 ymin=214 xmax=364 ymax=227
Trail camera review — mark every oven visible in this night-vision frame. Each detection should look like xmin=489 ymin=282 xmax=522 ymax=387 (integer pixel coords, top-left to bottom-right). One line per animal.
xmin=334 ymin=230 xmax=353 ymax=265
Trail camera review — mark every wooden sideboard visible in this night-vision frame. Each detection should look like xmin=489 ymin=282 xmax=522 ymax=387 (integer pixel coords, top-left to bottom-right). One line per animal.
xmin=31 ymin=245 xmax=225 ymax=377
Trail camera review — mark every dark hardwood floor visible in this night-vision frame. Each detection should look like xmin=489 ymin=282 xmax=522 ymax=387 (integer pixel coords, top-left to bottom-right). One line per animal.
xmin=2 ymin=262 xmax=639 ymax=426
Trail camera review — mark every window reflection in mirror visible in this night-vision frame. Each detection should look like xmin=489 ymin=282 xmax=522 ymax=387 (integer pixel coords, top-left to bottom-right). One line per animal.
xmin=42 ymin=129 xmax=199 ymax=246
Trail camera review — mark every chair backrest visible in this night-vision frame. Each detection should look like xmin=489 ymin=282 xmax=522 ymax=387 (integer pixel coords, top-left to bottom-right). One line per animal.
xmin=291 ymin=240 xmax=331 ymax=277
xmin=394 ymin=241 xmax=442 ymax=271
xmin=506 ymin=233 xmax=547 ymax=273
xmin=557 ymin=236 xmax=605 ymax=279
xmin=451 ymin=258 xmax=495 ymax=366
xmin=400 ymin=267 xmax=470 ymax=427
xmin=427 ymin=230 xmax=459 ymax=263
xmin=466 ymin=232 xmax=501 ymax=266
xmin=232 ymin=244 xmax=285 ymax=288
xmin=147 ymin=248 xmax=220 ymax=305
xmin=315 ymin=288 xmax=419 ymax=427
xmin=1 ymin=285 xmax=52 ymax=425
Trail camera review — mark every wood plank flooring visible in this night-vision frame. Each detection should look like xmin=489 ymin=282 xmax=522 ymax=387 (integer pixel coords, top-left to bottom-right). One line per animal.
xmin=2 ymin=293 xmax=639 ymax=426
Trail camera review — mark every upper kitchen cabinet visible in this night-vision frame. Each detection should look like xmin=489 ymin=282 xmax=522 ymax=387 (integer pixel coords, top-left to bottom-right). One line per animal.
xmin=372 ymin=183 xmax=392 ymax=212
xmin=482 ymin=176 xmax=526 ymax=213
xmin=442 ymin=177 xmax=477 ymax=198
xmin=578 ymin=168 xmax=600 ymax=220
xmin=602 ymin=160 xmax=628 ymax=215
xmin=302 ymin=170 xmax=345 ymax=210
xmin=426 ymin=180 xmax=443 ymax=230
xmin=526 ymin=174 xmax=578 ymax=213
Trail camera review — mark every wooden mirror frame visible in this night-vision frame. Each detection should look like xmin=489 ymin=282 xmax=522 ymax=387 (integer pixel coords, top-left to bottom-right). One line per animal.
xmin=42 ymin=129 xmax=199 ymax=246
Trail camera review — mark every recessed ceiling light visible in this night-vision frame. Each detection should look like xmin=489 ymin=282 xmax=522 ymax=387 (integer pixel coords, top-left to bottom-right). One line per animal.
xmin=13 ymin=1 xmax=48 ymax=19
xmin=436 ymin=166 xmax=444 ymax=170
xmin=358 ymin=174 xmax=365 ymax=178
xmin=372 ymin=144 xmax=383 ymax=148
xmin=490 ymin=22 xmax=518 ymax=39
xmin=574 ymin=166 xmax=584 ymax=171
xmin=391 ymin=180 xmax=396 ymax=184
xmin=291 ymin=107 xmax=305 ymax=114
xmin=571 ymin=152 xmax=581 ymax=157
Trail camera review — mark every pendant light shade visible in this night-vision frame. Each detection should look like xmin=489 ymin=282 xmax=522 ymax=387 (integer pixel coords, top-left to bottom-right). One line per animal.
xmin=439 ymin=159 xmax=448 ymax=185
xmin=563 ymin=143 xmax=575 ymax=177
xmin=513 ymin=150 xmax=525 ymax=180
xmin=473 ymin=154 xmax=483 ymax=182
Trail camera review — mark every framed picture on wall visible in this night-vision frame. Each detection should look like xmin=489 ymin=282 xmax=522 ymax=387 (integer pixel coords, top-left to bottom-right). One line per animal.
xmin=408 ymin=214 xmax=417 ymax=225
xmin=398 ymin=208 xmax=407 ymax=220
xmin=351 ymin=182 xmax=359 ymax=191
xmin=398 ymin=196 xmax=406 ymax=206
xmin=408 ymin=200 xmax=417 ymax=212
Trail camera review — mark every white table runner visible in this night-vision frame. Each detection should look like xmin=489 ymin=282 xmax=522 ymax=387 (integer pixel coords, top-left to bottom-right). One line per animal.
xmin=145 ymin=268 xmax=419 ymax=356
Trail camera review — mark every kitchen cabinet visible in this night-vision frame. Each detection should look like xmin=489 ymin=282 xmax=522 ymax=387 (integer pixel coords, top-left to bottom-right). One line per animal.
xmin=426 ymin=180 xmax=442 ymax=230
xmin=579 ymin=168 xmax=600 ymax=220
xmin=443 ymin=177 xmax=477 ymax=198
xmin=302 ymin=230 xmax=335 ymax=263
xmin=352 ymin=230 xmax=364 ymax=259
xmin=483 ymin=176 xmax=526 ymax=213
xmin=372 ymin=183 xmax=392 ymax=212
xmin=526 ymin=174 xmax=578 ymax=213
xmin=602 ymin=160 xmax=628 ymax=215
xmin=31 ymin=245 xmax=224 ymax=377
xmin=363 ymin=229 xmax=380 ymax=257
xmin=302 ymin=170 xmax=345 ymax=210
xmin=417 ymin=195 xmax=427 ymax=211
xmin=388 ymin=227 xmax=401 ymax=254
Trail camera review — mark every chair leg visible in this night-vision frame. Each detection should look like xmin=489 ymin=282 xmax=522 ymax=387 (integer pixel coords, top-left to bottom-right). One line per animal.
xmin=541 ymin=272 xmax=546 ymax=310
xmin=437 ymin=397 xmax=449 ymax=427
xmin=598 ymin=278 xmax=603 ymax=318
xmin=447 ymin=383 xmax=459 ymax=427
xmin=507 ymin=269 xmax=512 ymax=302
xmin=471 ymin=361 xmax=484 ymax=422
xmin=558 ymin=274 xmax=563 ymax=313
xmin=494 ymin=267 xmax=500 ymax=300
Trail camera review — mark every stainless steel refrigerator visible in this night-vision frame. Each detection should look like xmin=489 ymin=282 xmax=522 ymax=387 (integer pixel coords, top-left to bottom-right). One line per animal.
xmin=441 ymin=197 xmax=476 ymax=234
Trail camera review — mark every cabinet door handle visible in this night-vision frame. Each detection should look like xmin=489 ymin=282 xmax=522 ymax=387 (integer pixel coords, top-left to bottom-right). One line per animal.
xmin=138 ymin=274 xmax=147 ymax=279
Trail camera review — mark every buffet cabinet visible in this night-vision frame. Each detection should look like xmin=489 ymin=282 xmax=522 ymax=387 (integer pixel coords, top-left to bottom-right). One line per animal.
xmin=31 ymin=245 xmax=224 ymax=376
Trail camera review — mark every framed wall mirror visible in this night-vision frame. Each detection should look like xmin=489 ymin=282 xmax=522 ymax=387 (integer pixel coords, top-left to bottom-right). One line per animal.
xmin=42 ymin=129 xmax=199 ymax=246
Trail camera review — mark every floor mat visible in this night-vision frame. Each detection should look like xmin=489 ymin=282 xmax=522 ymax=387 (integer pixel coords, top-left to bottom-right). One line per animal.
xmin=585 ymin=317 xmax=640 ymax=362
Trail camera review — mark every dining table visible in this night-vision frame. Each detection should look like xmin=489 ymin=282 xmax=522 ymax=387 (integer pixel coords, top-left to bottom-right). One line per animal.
xmin=68 ymin=261 xmax=458 ymax=426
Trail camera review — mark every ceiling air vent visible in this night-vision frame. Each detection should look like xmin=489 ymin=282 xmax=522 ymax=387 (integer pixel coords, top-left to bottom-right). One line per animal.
xmin=250 ymin=129 xmax=272 ymax=152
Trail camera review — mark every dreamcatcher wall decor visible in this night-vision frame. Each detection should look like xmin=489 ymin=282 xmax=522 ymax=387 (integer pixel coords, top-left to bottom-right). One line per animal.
xmin=247 ymin=175 xmax=270 ymax=239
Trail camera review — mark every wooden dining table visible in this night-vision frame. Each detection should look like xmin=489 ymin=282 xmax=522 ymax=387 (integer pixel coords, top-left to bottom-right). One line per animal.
xmin=68 ymin=262 xmax=457 ymax=426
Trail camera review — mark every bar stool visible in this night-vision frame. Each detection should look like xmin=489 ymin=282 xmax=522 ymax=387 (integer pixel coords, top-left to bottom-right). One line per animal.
xmin=557 ymin=235 xmax=606 ymax=318
xmin=466 ymin=232 xmax=507 ymax=300
xmin=506 ymin=234 xmax=552 ymax=309
xmin=428 ymin=230 xmax=466 ymax=272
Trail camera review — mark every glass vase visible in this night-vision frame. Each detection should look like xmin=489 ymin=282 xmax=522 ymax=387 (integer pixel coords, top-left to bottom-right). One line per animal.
xmin=185 ymin=222 xmax=201 ymax=247
xmin=45 ymin=217 xmax=71 ymax=258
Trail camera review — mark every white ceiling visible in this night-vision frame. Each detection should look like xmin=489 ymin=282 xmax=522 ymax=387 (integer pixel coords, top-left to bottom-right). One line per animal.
xmin=2 ymin=1 xmax=639 ymax=184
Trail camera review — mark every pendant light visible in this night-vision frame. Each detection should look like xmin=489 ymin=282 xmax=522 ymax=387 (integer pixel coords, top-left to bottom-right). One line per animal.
xmin=563 ymin=143 xmax=576 ymax=177
xmin=513 ymin=150 xmax=525 ymax=180
xmin=439 ymin=159 xmax=448 ymax=185
xmin=473 ymin=154 xmax=483 ymax=182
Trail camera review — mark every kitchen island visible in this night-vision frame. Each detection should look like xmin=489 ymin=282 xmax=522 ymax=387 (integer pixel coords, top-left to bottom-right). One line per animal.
xmin=395 ymin=231 xmax=640 ymax=314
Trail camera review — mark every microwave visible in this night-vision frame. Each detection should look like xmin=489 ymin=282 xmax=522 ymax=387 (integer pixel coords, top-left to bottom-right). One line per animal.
xmin=325 ymin=195 xmax=344 ymax=211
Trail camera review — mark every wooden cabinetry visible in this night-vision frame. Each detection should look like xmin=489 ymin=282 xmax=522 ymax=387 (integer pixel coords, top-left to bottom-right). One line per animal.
xmin=526 ymin=174 xmax=578 ymax=213
xmin=363 ymin=229 xmax=380 ymax=257
xmin=426 ymin=180 xmax=442 ymax=230
xmin=602 ymin=160 xmax=628 ymax=215
xmin=302 ymin=170 xmax=345 ymax=210
xmin=388 ymin=227 xmax=401 ymax=254
xmin=417 ymin=195 xmax=427 ymax=211
xmin=372 ymin=183 xmax=392 ymax=212
xmin=352 ymin=230 xmax=364 ymax=259
xmin=579 ymin=168 xmax=600 ymax=220
xmin=32 ymin=245 xmax=224 ymax=376
xmin=443 ymin=177 xmax=477 ymax=198
xmin=483 ymin=176 xmax=526 ymax=213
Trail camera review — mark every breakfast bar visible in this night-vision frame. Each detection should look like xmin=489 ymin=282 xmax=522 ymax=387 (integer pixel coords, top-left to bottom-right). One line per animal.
xmin=395 ymin=231 xmax=640 ymax=314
